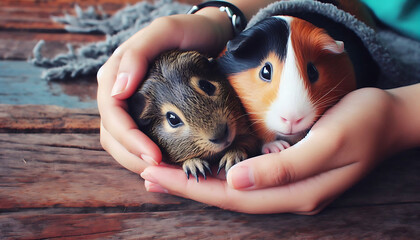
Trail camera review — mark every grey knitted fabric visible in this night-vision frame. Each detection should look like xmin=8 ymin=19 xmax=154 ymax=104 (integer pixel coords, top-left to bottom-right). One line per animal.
xmin=31 ymin=0 xmax=192 ymax=81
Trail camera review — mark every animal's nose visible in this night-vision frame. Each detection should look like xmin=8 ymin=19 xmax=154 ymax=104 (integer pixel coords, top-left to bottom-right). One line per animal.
xmin=280 ymin=116 xmax=304 ymax=125
xmin=209 ymin=123 xmax=229 ymax=144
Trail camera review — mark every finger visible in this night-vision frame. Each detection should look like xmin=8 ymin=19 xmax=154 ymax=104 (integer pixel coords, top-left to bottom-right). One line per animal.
xmin=109 ymin=13 xmax=229 ymax=98
xmin=140 ymin=166 xmax=302 ymax=214
xmin=111 ymin=17 xmax=184 ymax=99
xmin=97 ymin=52 xmax=162 ymax=164
xmin=226 ymin=90 xmax=381 ymax=190
xmin=110 ymin=13 xmax=229 ymax=99
xmin=100 ymin=122 xmax=149 ymax=173
xmin=140 ymin=160 xmax=367 ymax=214
xmin=227 ymin=128 xmax=344 ymax=190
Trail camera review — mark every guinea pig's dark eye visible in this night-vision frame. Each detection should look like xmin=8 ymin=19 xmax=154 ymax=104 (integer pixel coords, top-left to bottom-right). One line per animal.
xmin=199 ymin=80 xmax=216 ymax=96
xmin=166 ymin=111 xmax=184 ymax=128
xmin=259 ymin=62 xmax=272 ymax=82
xmin=307 ymin=62 xmax=319 ymax=83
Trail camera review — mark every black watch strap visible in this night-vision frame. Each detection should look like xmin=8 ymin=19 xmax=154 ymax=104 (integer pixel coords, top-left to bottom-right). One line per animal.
xmin=187 ymin=1 xmax=247 ymax=37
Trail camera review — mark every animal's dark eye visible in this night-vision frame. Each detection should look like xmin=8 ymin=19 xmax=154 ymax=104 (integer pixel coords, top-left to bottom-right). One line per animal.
xmin=199 ymin=80 xmax=216 ymax=96
xmin=307 ymin=62 xmax=319 ymax=83
xmin=166 ymin=112 xmax=183 ymax=128
xmin=259 ymin=62 xmax=272 ymax=82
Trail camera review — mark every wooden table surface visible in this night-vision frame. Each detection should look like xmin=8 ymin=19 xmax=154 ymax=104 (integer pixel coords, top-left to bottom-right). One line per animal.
xmin=1 ymin=0 xmax=419 ymax=239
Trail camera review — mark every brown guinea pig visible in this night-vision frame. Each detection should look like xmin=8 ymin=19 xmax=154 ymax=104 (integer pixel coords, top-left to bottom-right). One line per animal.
xmin=128 ymin=50 xmax=259 ymax=181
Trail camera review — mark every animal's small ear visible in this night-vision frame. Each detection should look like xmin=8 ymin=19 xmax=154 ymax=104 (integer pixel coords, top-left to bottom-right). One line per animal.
xmin=226 ymin=30 xmax=261 ymax=56
xmin=227 ymin=17 xmax=288 ymax=57
xmin=226 ymin=34 xmax=246 ymax=53
xmin=128 ymin=91 xmax=152 ymax=127
xmin=323 ymin=40 xmax=345 ymax=54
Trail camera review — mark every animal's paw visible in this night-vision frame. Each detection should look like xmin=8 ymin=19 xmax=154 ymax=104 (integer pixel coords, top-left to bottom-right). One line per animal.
xmin=218 ymin=149 xmax=248 ymax=175
xmin=262 ymin=140 xmax=290 ymax=154
xmin=182 ymin=158 xmax=212 ymax=182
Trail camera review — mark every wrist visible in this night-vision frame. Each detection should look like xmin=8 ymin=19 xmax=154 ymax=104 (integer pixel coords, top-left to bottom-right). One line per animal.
xmin=191 ymin=0 xmax=278 ymax=53
xmin=194 ymin=7 xmax=235 ymax=51
xmin=189 ymin=1 xmax=247 ymax=37
xmin=387 ymin=84 xmax=420 ymax=151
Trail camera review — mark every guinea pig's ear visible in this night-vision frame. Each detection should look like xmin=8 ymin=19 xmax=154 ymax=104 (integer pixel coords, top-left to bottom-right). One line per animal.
xmin=226 ymin=29 xmax=262 ymax=56
xmin=227 ymin=17 xmax=289 ymax=57
xmin=323 ymin=39 xmax=345 ymax=54
xmin=128 ymin=91 xmax=152 ymax=127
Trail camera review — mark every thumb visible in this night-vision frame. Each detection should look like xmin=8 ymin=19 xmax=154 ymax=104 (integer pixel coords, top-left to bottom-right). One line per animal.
xmin=227 ymin=130 xmax=343 ymax=190
xmin=110 ymin=47 xmax=149 ymax=100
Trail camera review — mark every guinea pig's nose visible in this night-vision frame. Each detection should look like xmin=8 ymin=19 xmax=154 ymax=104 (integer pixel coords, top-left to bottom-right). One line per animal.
xmin=209 ymin=123 xmax=229 ymax=144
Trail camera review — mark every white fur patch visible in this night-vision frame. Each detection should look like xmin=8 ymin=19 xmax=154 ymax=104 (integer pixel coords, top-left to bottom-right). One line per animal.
xmin=265 ymin=16 xmax=316 ymax=136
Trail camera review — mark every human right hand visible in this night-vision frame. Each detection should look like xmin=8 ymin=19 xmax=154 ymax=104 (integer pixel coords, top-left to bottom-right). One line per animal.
xmin=140 ymin=85 xmax=420 ymax=214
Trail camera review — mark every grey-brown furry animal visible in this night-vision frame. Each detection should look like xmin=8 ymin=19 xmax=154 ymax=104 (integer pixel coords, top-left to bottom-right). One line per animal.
xmin=128 ymin=50 xmax=259 ymax=181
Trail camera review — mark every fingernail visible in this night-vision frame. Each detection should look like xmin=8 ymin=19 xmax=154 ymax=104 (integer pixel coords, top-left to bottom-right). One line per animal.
xmin=140 ymin=168 xmax=158 ymax=183
xmin=145 ymin=181 xmax=168 ymax=194
xmin=111 ymin=72 xmax=130 ymax=96
xmin=141 ymin=154 xmax=157 ymax=165
xmin=227 ymin=165 xmax=255 ymax=189
xmin=97 ymin=66 xmax=104 ymax=79
xmin=113 ymin=46 xmax=122 ymax=56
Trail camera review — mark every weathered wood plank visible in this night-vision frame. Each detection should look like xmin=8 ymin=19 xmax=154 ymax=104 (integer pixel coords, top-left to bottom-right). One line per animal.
xmin=0 ymin=1 xmax=201 ymax=60
xmin=0 ymin=105 xmax=99 ymax=133
xmin=1 ymin=204 xmax=419 ymax=239
xmin=0 ymin=0 xmax=201 ymax=31
xmin=333 ymin=148 xmax=420 ymax=207
xmin=0 ymin=133 xmax=203 ymax=211
xmin=0 ymin=132 xmax=419 ymax=211
xmin=0 ymin=61 xmax=97 ymax=108
xmin=0 ymin=31 xmax=105 ymax=60
xmin=0 ymin=1 xmax=127 ymax=31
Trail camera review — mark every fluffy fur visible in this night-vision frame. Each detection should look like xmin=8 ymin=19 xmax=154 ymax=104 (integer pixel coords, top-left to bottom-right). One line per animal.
xmin=219 ymin=16 xmax=356 ymax=153
xmin=128 ymin=50 xmax=259 ymax=181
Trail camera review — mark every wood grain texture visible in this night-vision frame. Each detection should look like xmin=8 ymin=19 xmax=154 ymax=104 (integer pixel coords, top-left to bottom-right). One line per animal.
xmin=333 ymin=148 xmax=420 ymax=207
xmin=0 ymin=104 xmax=99 ymax=133
xmin=0 ymin=0 xmax=201 ymax=60
xmin=0 ymin=130 xmax=419 ymax=210
xmin=1 ymin=204 xmax=419 ymax=239
xmin=0 ymin=31 xmax=105 ymax=60
xmin=0 ymin=0 xmax=201 ymax=31
xmin=0 ymin=133 xmax=203 ymax=211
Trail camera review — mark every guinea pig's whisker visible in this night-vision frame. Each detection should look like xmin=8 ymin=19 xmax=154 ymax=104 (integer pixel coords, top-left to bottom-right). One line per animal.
xmin=314 ymin=101 xmax=337 ymax=112
xmin=311 ymin=76 xmax=347 ymax=107
xmin=314 ymin=96 xmax=336 ymax=108
xmin=248 ymin=119 xmax=262 ymax=127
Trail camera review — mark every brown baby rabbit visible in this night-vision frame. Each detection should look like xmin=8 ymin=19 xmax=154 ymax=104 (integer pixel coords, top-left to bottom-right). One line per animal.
xmin=128 ymin=50 xmax=259 ymax=181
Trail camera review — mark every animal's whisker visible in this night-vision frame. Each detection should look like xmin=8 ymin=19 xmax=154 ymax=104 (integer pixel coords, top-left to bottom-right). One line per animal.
xmin=313 ymin=96 xmax=338 ymax=109
xmin=311 ymin=73 xmax=353 ymax=110
xmin=311 ymin=78 xmax=346 ymax=107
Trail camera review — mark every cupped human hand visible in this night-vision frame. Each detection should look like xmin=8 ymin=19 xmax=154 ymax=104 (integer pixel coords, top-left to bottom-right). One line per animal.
xmin=140 ymin=87 xmax=401 ymax=214
xmin=97 ymin=13 xmax=233 ymax=174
